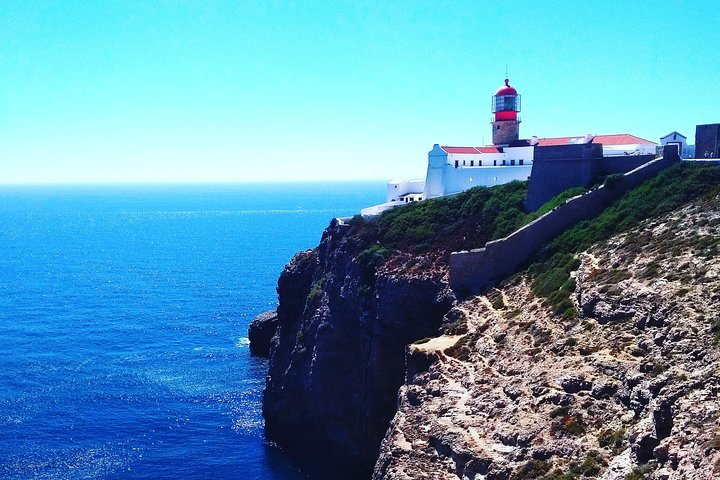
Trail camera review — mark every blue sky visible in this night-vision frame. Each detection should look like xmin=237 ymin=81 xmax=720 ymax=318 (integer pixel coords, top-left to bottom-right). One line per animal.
xmin=1 ymin=1 xmax=718 ymax=183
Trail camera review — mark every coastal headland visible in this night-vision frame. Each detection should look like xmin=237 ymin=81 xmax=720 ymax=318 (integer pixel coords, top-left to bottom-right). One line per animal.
xmin=251 ymin=161 xmax=720 ymax=478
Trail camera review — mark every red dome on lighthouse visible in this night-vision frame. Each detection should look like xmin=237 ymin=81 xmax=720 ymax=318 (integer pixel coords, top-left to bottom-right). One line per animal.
xmin=496 ymin=79 xmax=517 ymax=96
xmin=492 ymin=77 xmax=520 ymax=122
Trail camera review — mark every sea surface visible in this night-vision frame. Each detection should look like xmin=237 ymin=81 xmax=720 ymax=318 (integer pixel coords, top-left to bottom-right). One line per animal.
xmin=0 ymin=183 xmax=384 ymax=480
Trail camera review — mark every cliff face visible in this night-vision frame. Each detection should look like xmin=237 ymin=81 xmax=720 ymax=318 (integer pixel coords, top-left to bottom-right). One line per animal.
xmin=263 ymin=219 xmax=455 ymax=475
xmin=374 ymin=197 xmax=720 ymax=479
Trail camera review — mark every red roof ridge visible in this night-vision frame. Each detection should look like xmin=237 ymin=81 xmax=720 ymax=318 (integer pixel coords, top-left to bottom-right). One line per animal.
xmin=441 ymin=134 xmax=656 ymax=152
xmin=592 ymin=134 xmax=656 ymax=145
xmin=440 ymin=146 xmax=501 ymax=154
xmin=534 ymin=134 xmax=656 ymax=146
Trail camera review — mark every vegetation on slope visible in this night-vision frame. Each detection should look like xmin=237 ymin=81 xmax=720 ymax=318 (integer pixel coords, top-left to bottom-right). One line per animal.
xmin=350 ymin=181 xmax=530 ymax=255
xmin=517 ymin=186 xmax=587 ymax=228
xmin=348 ymin=162 xmax=719 ymax=306
xmin=528 ymin=162 xmax=720 ymax=316
xmin=357 ymin=245 xmax=391 ymax=295
xmin=351 ymin=181 xmax=594 ymax=257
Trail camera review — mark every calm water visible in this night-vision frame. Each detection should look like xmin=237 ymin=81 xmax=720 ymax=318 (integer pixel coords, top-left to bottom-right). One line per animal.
xmin=0 ymin=183 xmax=383 ymax=479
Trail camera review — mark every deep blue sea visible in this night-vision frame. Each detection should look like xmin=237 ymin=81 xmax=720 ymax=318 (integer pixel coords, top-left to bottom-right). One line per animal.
xmin=0 ymin=183 xmax=383 ymax=480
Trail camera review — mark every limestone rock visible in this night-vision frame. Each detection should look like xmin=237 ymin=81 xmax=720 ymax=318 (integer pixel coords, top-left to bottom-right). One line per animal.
xmin=374 ymin=199 xmax=720 ymax=479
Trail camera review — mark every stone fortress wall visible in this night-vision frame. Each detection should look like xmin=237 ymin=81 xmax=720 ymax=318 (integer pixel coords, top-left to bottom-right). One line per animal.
xmin=449 ymin=145 xmax=681 ymax=294
xmin=525 ymin=142 xmax=655 ymax=211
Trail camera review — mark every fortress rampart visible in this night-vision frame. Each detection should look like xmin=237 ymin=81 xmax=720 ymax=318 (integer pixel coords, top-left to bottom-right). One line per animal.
xmin=449 ymin=145 xmax=681 ymax=294
xmin=525 ymin=142 xmax=655 ymax=211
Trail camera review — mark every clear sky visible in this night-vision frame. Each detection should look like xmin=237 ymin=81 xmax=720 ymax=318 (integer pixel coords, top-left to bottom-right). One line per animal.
xmin=1 ymin=1 xmax=718 ymax=184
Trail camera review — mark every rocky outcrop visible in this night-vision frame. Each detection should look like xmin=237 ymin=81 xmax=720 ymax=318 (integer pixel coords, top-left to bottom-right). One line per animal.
xmin=374 ymin=197 xmax=720 ymax=479
xmin=262 ymin=219 xmax=455 ymax=475
xmin=248 ymin=310 xmax=278 ymax=357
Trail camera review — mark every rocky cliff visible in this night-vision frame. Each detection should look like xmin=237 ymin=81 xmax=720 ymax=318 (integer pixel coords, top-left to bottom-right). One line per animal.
xmin=262 ymin=219 xmax=455 ymax=476
xmin=259 ymin=164 xmax=720 ymax=479
xmin=374 ymin=196 xmax=720 ymax=479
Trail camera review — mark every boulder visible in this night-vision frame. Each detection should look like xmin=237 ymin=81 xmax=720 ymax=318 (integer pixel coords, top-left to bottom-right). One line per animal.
xmin=560 ymin=376 xmax=593 ymax=394
xmin=248 ymin=310 xmax=278 ymax=357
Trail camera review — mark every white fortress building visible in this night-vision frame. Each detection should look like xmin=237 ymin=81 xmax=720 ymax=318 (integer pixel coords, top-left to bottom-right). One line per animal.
xmin=660 ymin=131 xmax=695 ymax=159
xmin=362 ymin=78 xmax=657 ymax=217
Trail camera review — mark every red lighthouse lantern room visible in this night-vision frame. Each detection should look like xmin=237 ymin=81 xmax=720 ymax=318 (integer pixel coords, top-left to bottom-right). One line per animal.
xmin=492 ymin=78 xmax=520 ymax=121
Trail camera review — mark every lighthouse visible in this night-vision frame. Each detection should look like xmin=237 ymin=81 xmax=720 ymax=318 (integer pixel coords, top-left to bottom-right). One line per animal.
xmin=491 ymin=78 xmax=521 ymax=145
xmin=361 ymin=76 xmax=659 ymax=217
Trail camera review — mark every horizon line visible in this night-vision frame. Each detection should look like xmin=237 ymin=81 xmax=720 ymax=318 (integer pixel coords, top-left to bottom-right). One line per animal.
xmin=0 ymin=178 xmax=392 ymax=187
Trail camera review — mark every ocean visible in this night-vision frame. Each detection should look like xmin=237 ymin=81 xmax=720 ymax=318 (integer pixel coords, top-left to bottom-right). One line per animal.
xmin=0 ymin=183 xmax=384 ymax=480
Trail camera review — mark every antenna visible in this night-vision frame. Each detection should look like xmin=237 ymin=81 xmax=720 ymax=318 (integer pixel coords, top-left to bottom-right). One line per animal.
xmin=505 ymin=64 xmax=508 ymax=80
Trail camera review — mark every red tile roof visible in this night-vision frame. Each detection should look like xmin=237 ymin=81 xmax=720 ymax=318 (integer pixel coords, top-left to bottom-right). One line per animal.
xmin=535 ymin=134 xmax=656 ymax=147
xmin=592 ymin=134 xmax=656 ymax=145
xmin=441 ymin=146 xmax=481 ymax=154
xmin=441 ymin=146 xmax=501 ymax=154
xmin=534 ymin=137 xmax=575 ymax=146
xmin=477 ymin=146 xmax=502 ymax=153
xmin=440 ymin=135 xmax=655 ymax=155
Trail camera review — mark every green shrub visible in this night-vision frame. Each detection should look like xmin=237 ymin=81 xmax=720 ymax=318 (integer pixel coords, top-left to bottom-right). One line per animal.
xmin=603 ymin=173 xmax=625 ymax=188
xmin=625 ymin=464 xmax=653 ymax=480
xmin=444 ymin=335 xmax=474 ymax=361
xmin=599 ymin=427 xmax=627 ymax=453
xmin=675 ymin=287 xmax=690 ymax=297
xmin=652 ymin=361 xmax=668 ymax=375
xmin=306 ymin=278 xmax=326 ymax=301
xmin=551 ymin=412 xmax=586 ymax=436
xmin=550 ymin=406 xmax=570 ymax=418
xmin=348 ymin=214 xmax=379 ymax=242
xmin=575 ymin=450 xmax=606 ymax=476
xmin=510 ymin=459 xmax=552 ymax=479
xmin=487 ymin=289 xmax=506 ymax=310
xmin=640 ymin=261 xmax=661 ymax=279
xmin=357 ymin=245 xmax=391 ymax=295
xmin=533 ymin=450 xmax=607 ymax=479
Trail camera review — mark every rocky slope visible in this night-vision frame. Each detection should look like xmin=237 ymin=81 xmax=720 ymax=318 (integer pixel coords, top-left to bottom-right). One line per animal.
xmin=373 ymin=197 xmax=720 ymax=479
xmin=262 ymin=219 xmax=455 ymax=475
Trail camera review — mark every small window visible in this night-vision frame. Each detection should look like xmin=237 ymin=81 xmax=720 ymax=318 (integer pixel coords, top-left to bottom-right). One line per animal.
xmin=479 ymin=160 xmax=482 ymax=166
xmin=470 ymin=160 xmax=474 ymax=166
xmin=455 ymin=160 xmax=458 ymax=168
xmin=493 ymin=160 xmax=497 ymax=166
xmin=510 ymin=159 xmax=515 ymax=166
xmin=519 ymin=159 xmax=524 ymax=166
xmin=502 ymin=160 xmax=506 ymax=166
xmin=463 ymin=160 xmax=466 ymax=166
